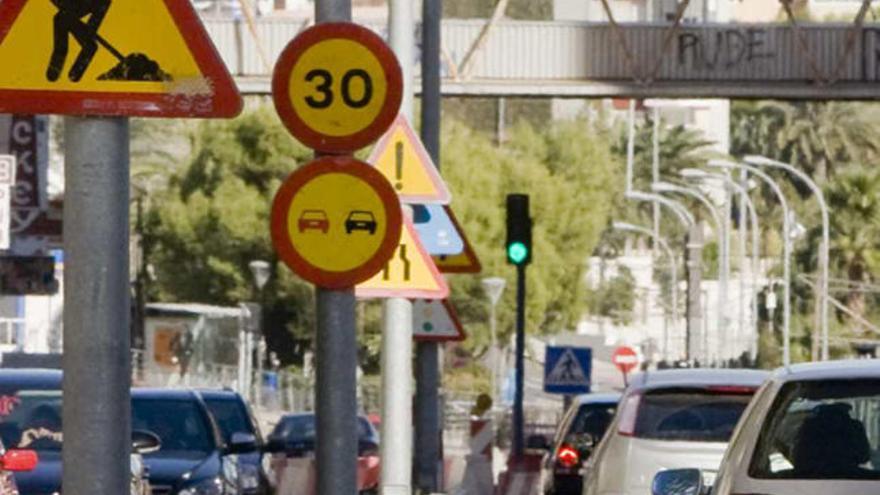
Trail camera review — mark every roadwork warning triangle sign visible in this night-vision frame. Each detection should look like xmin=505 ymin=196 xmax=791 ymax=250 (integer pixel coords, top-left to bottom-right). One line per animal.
xmin=546 ymin=349 xmax=589 ymax=386
xmin=0 ymin=0 xmax=241 ymax=118
xmin=367 ymin=115 xmax=451 ymax=204
xmin=357 ymin=215 xmax=449 ymax=299
xmin=413 ymin=299 xmax=466 ymax=342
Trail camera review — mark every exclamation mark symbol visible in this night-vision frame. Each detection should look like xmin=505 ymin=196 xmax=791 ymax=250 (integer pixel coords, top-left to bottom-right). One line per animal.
xmin=394 ymin=141 xmax=404 ymax=191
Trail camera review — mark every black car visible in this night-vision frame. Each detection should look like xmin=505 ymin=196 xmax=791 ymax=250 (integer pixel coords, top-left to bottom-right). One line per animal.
xmin=0 ymin=369 xmax=156 ymax=495
xmin=132 ymin=388 xmax=256 ymax=495
xmin=198 ymin=390 xmax=270 ymax=495
xmin=539 ymin=393 xmax=620 ymax=495
xmin=344 ymin=211 xmax=378 ymax=235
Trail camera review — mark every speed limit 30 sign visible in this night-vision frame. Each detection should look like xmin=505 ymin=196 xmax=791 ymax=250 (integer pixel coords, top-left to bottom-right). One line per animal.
xmin=272 ymin=23 xmax=403 ymax=153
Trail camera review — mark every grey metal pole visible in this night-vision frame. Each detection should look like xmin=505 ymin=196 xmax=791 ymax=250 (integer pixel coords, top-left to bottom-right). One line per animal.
xmin=720 ymin=184 xmax=730 ymax=362
xmin=686 ymin=225 xmax=703 ymax=363
xmin=737 ymin=171 xmax=747 ymax=360
xmin=315 ymin=288 xmax=359 ymax=495
xmin=744 ymin=156 xmax=830 ymax=361
xmin=62 ymin=117 xmax=131 ymax=495
xmin=383 ymin=0 xmax=415 ymax=493
xmin=625 ymin=100 xmax=636 ymax=193
xmin=652 ymin=108 xmax=660 ymax=243
xmin=312 ymin=3 xmax=357 ymax=495
xmin=711 ymin=161 xmax=792 ymax=366
xmin=414 ymin=0 xmax=443 ymax=489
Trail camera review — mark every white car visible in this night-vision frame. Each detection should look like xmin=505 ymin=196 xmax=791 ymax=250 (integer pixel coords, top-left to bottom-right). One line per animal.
xmin=582 ymin=368 xmax=768 ymax=495
xmin=654 ymin=359 xmax=880 ymax=495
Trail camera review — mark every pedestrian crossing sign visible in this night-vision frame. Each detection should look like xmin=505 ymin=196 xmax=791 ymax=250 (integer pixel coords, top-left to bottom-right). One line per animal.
xmin=0 ymin=0 xmax=241 ymax=117
xmin=544 ymin=346 xmax=592 ymax=395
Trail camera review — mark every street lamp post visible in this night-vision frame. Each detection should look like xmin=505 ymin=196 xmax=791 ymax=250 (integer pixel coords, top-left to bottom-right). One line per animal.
xmin=248 ymin=260 xmax=270 ymax=408
xmin=613 ymin=222 xmax=678 ymax=362
xmin=709 ymin=160 xmax=793 ymax=366
xmin=682 ymin=169 xmax=762 ymax=362
xmin=745 ymin=155 xmax=830 ymax=361
xmin=652 ymin=181 xmax=728 ymax=363
xmin=626 ymin=191 xmax=700 ymax=360
xmin=481 ymin=277 xmax=507 ymax=410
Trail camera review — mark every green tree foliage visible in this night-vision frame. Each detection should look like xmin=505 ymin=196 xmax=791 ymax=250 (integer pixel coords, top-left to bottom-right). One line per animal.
xmin=587 ymin=265 xmax=636 ymax=325
xmin=731 ymin=101 xmax=880 ymax=182
xmin=438 ymin=117 xmax=622 ymax=352
xmin=144 ymin=107 xmax=316 ymax=364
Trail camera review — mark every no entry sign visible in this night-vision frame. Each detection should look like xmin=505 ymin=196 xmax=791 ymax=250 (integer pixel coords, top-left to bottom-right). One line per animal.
xmin=612 ymin=346 xmax=640 ymax=375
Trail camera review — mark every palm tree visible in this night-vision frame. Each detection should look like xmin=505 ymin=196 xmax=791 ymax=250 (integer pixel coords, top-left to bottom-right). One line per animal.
xmin=824 ymin=166 xmax=880 ymax=323
xmin=732 ymin=101 xmax=880 ymax=183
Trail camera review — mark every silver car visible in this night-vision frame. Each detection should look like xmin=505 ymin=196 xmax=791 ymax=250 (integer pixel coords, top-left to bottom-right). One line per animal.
xmin=582 ymin=368 xmax=768 ymax=495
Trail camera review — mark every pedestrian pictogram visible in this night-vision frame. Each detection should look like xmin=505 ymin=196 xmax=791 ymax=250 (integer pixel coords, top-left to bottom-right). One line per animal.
xmin=612 ymin=346 xmax=640 ymax=375
xmin=0 ymin=0 xmax=241 ymax=117
xmin=272 ymin=22 xmax=402 ymax=153
xmin=356 ymin=216 xmax=449 ymax=299
xmin=432 ymin=206 xmax=482 ymax=274
xmin=271 ymin=156 xmax=402 ymax=289
xmin=413 ymin=299 xmax=466 ymax=342
xmin=368 ymin=115 xmax=451 ymax=204
xmin=544 ymin=346 xmax=592 ymax=395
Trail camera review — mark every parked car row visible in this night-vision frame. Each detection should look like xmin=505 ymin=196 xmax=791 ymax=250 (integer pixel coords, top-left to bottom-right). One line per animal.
xmin=538 ymin=359 xmax=880 ymax=495
xmin=0 ymin=369 xmax=380 ymax=495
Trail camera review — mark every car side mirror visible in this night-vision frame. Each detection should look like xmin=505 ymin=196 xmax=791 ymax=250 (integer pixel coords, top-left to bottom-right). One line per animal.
xmin=525 ymin=434 xmax=551 ymax=452
xmin=227 ymin=432 xmax=258 ymax=454
xmin=652 ymin=469 xmax=707 ymax=495
xmin=263 ymin=435 xmax=285 ymax=454
xmin=0 ymin=449 xmax=38 ymax=472
xmin=132 ymin=430 xmax=161 ymax=455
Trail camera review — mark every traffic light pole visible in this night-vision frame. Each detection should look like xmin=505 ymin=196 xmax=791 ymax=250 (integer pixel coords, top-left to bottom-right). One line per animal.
xmin=414 ymin=0 xmax=443 ymax=490
xmin=512 ymin=263 xmax=526 ymax=457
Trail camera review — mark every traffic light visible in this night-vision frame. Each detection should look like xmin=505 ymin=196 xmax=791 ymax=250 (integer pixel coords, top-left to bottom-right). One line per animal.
xmin=506 ymin=194 xmax=532 ymax=266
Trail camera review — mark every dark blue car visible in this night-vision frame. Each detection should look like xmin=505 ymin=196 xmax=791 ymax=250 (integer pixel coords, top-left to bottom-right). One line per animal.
xmin=0 ymin=369 xmax=254 ymax=495
xmin=198 ymin=390 xmax=270 ymax=495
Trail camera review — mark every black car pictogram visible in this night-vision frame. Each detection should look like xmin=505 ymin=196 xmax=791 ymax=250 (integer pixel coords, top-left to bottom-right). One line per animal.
xmin=345 ymin=211 xmax=378 ymax=235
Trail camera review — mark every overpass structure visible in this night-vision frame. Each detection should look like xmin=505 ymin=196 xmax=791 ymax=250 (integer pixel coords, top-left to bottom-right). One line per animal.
xmin=204 ymin=18 xmax=880 ymax=99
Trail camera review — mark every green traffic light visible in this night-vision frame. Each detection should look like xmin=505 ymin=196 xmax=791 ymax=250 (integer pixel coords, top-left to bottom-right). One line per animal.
xmin=507 ymin=242 xmax=529 ymax=264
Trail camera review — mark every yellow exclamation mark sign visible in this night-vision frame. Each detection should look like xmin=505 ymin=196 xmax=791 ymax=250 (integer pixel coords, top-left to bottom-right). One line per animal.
xmin=394 ymin=140 xmax=404 ymax=191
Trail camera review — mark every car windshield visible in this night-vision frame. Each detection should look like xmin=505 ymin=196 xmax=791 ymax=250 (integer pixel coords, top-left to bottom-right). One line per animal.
xmin=272 ymin=415 xmax=375 ymax=443
xmin=203 ymin=397 xmax=254 ymax=444
xmin=749 ymin=379 xmax=880 ymax=480
xmin=634 ymin=387 xmax=755 ymax=442
xmin=132 ymin=398 xmax=214 ymax=455
xmin=0 ymin=390 xmax=63 ymax=452
xmin=570 ymin=403 xmax=617 ymax=440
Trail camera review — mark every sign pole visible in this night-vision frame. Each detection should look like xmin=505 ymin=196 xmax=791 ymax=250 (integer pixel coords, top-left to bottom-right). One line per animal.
xmin=512 ymin=263 xmax=526 ymax=458
xmin=315 ymin=287 xmax=358 ymax=495
xmin=312 ymin=2 xmax=356 ymax=495
xmin=382 ymin=0 xmax=414 ymax=492
xmin=414 ymin=0 xmax=443 ymax=489
xmin=62 ymin=116 xmax=131 ymax=495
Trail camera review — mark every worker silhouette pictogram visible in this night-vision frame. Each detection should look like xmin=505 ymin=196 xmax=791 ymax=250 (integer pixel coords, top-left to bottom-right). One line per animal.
xmin=46 ymin=0 xmax=111 ymax=82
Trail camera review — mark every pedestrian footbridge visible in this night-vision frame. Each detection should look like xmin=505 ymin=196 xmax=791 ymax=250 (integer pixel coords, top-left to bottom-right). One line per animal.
xmin=204 ymin=18 xmax=880 ymax=99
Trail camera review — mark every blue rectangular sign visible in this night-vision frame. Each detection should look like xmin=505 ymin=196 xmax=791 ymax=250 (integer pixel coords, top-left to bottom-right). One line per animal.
xmin=413 ymin=204 xmax=464 ymax=255
xmin=544 ymin=346 xmax=592 ymax=395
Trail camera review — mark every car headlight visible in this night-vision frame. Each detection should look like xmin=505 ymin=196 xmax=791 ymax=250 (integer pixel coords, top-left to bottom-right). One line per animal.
xmin=177 ymin=477 xmax=224 ymax=495
xmin=238 ymin=463 xmax=260 ymax=490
